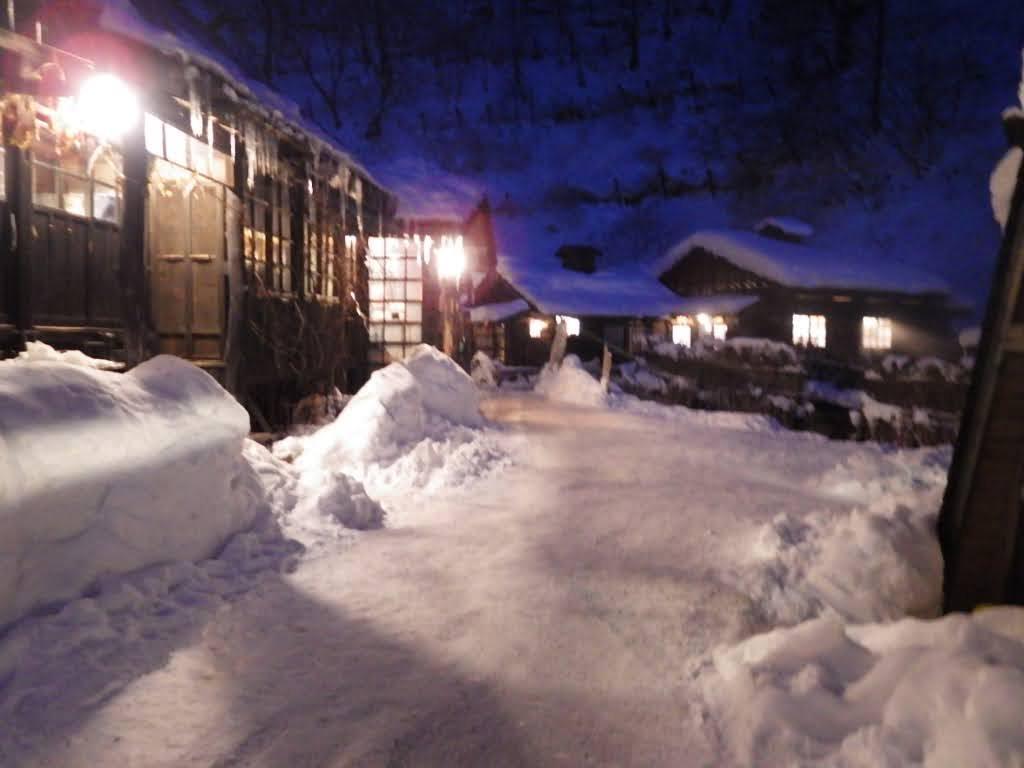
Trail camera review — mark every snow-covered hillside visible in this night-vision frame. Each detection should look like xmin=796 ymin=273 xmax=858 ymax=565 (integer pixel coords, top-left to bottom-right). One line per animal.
xmin=167 ymin=0 xmax=1024 ymax=314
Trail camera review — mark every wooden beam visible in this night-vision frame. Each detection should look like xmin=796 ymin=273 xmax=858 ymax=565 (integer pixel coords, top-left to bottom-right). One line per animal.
xmin=7 ymin=146 xmax=32 ymax=337
xmin=938 ymin=112 xmax=1024 ymax=611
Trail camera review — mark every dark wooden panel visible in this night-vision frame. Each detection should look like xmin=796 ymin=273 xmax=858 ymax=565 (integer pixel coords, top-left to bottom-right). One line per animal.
xmin=87 ymin=224 xmax=121 ymax=326
xmin=0 ymin=200 xmax=10 ymax=325
xmin=151 ymin=256 xmax=188 ymax=335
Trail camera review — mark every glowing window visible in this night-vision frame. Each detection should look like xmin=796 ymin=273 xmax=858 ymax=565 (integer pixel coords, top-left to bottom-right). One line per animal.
xmin=712 ymin=316 xmax=728 ymax=341
xmin=696 ymin=313 xmax=713 ymax=335
xmin=144 ymin=112 xmax=164 ymax=156
xmin=555 ymin=315 xmax=580 ymax=336
xmin=793 ymin=314 xmax=826 ymax=348
xmin=529 ymin=318 xmax=548 ymax=339
xmin=862 ymin=316 xmax=893 ymax=350
xmin=672 ymin=320 xmax=692 ymax=348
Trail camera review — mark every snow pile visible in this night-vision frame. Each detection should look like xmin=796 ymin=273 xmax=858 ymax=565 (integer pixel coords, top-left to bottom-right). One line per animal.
xmin=0 ymin=355 xmax=266 ymax=628
xmin=535 ymin=354 xmax=608 ymax=407
xmin=244 ymin=440 xmax=383 ymax=550
xmin=470 ymin=350 xmax=498 ymax=388
xmin=0 ymin=512 xmax=302 ymax=759
xmin=805 ymin=380 xmax=903 ymax=424
xmin=275 ymin=345 xmax=510 ymax=496
xmin=735 ymin=448 xmax=950 ymax=626
xmin=704 ymin=608 xmax=1024 ymax=767
xmin=6 ymin=340 xmax=124 ymax=370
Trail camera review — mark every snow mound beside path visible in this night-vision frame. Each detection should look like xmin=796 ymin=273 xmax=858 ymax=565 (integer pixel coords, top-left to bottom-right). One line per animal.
xmin=7 ymin=340 xmax=125 ymax=370
xmin=704 ymin=608 xmax=1024 ymax=767
xmin=735 ymin=448 xmax=950 ymax=626
xmin=0 ymin=354 xmax=267 ymax=628
xmin=244 ymin=440 xmax=383 ymax=552
xmin=535 ymin=354 xmax=607 ymax=407
xmin=276 ymin=345 xmax=510 ymax=497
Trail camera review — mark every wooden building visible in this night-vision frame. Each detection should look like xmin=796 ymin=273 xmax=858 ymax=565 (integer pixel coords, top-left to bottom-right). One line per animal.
xmin=655 ymin=228 xmax=962 ymax=363
xmin=0 ymin=2 xmax=397 ymax=427
xmin=466 ymin=214 xmax=684 ymax=366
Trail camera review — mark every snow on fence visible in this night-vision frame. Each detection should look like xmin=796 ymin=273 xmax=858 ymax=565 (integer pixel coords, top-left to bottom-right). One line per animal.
xmin=0 ymin=351 xmax=268 ymax=628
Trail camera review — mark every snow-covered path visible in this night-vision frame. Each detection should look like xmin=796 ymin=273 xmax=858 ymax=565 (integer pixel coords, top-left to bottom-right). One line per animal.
xmin=5 ymin=394 xmax=946 ymax=766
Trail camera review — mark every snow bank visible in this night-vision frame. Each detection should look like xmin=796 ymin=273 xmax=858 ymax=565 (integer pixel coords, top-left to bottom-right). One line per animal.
xmin=295 ymin=345 xmax=482 ymax=470
xmin=805 ymin=380 xmax=903 ymax=424
xmin=243 ymin=440 xmax=383 ymax=551
xmin=704 ymin=608 xmax=1024 ymax=767
xmin=7 ymin=341 xmax=125 ymax=370
xmin=0 ymin=355 xmax=265 ymax=628
xmin=735 ymin=448 xmax=950 ymax=625
xmin=471 ymin=350 xmax=499 ymax=387
xmin=276 ymin=345 xmax=509 ymax=498
xmin=535 ymin=354 xmax=608 ymax=407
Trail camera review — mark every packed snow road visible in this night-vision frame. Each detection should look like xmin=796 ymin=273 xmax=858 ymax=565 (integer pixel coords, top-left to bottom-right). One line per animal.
xmin=0 ymin=390 xmax=958 ymax=766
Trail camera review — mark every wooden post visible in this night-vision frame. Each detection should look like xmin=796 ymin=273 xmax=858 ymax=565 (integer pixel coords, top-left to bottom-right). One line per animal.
xmin=7 ymin=145 xmax=32 ymax=340
xmin=118 ymin=111 xmax=148 ymax=364
xmin=600 ymin=343 xmax=613 ymax=392
xmin=938 ymin=111 xmax=1024 ymax=610
xmin=549 ymin=318 xmax=568 ymax=367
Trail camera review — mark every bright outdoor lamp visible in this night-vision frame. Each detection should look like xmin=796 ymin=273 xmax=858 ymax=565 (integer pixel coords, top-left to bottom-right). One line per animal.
xmin=436 ymin=235 xmax=465 ymax=281
xmin=77 ymin=73 xmax=139 ymax=141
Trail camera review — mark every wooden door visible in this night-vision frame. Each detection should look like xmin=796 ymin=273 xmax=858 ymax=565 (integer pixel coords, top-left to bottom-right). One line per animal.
xmin=149 ymin=163 xmax=225 ymax=359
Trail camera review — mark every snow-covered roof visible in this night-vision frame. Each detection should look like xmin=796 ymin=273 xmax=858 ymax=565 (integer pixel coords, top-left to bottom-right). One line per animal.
xmin=468 ymin=299 xmax=530 ymax=324
xmin=654 ymin=229 xmax=950 ymax=295
xmin=498 ymin=257 xmax=684 ymax=317
xmin=94 ymin=0 xmax=384 ymax=191
xmin=488 ymin=213 xmax=686 ymax=317
xmin=756 ymin=216 xmax=814 ymax=240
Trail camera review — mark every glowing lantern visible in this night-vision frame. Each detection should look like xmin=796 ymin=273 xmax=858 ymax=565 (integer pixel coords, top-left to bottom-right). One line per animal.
xmin=436 ymin=235 xmax=465 ymax=281
xmin=77 ymin=73 xmax=139 ymax=142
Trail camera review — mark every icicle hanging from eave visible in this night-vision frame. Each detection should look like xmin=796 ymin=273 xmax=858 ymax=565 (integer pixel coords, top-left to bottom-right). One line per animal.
xmin=185 ymin=65 xmax=204 ymax=137
xmin=243 ymin=120 xmax=257 ymax=190
xmin=1019 ymin=49 xmax=1024 ymax=109
xmin=352 ymin=175 xmax=363 ymax=234
xmin=206 ymin=114 xmax=215 ymax=170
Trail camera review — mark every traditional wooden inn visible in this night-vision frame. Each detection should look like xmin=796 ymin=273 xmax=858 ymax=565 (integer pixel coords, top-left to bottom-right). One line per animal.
xmin=0 ymin=2 xmax=476 ymax=427
xmin=654 ymin=222 xmax=962 ymax=362
xmin=467 ymin=214 xmax=685 ymax=366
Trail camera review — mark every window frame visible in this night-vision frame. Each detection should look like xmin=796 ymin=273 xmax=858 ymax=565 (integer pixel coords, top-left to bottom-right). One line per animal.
xmin=792 ymin=313 xmax=827 ymax=348
xmin=861 ymin=316 xmax=893 ymax=351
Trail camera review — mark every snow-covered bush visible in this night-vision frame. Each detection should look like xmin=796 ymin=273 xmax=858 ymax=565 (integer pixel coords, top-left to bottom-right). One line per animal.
xmin=0 ymin=354 xmax=266 ymax=628
xmin=535 ymin=354 xmax=607 ymax=407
